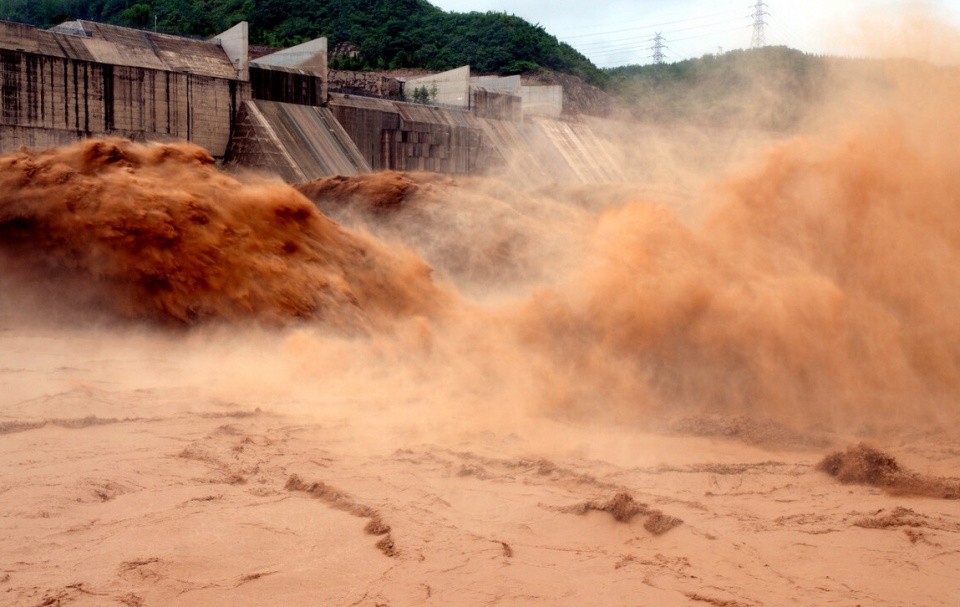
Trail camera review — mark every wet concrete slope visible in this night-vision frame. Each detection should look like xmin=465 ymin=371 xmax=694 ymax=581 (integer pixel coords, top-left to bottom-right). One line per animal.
xmin=227 ymin=99 xmax=371 ymax=182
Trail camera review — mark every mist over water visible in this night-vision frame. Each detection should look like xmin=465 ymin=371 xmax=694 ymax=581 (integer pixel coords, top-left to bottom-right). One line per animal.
xmin=2 ymin=48 xmax=960 ymax=439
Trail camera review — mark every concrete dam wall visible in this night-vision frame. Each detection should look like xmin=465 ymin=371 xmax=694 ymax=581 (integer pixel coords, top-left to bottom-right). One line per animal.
xmin=0 ymin=20 xmax=245 ymax=157
xmin=325 ymin=94 xmax=623 ymax=184
xmin=1 ymin=19 xmax=625 ymax=187
xmin=225 ymin=92 xmax=624 ymax=184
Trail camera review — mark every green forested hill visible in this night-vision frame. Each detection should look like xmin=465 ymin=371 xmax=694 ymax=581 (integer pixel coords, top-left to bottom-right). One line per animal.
xmin=604 ymin=46 xmax=834 ymax=129
xmin=0 ymin=0 xmax=604 ymax=84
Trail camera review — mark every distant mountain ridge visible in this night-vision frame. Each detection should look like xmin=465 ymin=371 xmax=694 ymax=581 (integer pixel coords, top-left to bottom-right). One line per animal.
xmin=603 ymin=46 xmax=827 ymax=129
xmin=603 ymin=46 xmax=897 ymax=130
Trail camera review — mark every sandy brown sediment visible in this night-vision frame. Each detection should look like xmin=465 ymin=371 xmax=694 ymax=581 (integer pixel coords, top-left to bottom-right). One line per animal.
xmin=1 ymin=342 xmax=959 ymax=605
xmin=296 ymin=171 xmax=444 ymax=215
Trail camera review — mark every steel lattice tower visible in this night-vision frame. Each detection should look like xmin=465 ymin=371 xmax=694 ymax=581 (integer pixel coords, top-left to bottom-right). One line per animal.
xmin=650 ymin=32 xmax=666 ymax=64
xmin=751 ymin=1 xmax=768 ymax=48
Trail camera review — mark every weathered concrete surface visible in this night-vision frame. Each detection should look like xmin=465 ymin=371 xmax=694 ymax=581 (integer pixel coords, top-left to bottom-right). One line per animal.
xmin=329 ymin=94 xmax=485 ymax=174
xmin=252 ymin=37 xmax=327 ymax=75
xmin=250 ymin=65 xmax=325 ymax=107
xmin=470 ymin=74 xmax=563 ymax=118
xmin=526 ymin=117 xmax=621 ymax=182
xmin=44 ymin=20 xmax=238 ymax=79
xmin=212 ymin=21 xmax=249 ymax=80
xmin=327 ymin=93 xmax=623 ymax=184
xmin=226 ymin=100 xmax=370 ymax=182
xmin=250 ymin=38 xmax=328 ymax=104
xmin=521 ymin=85 xmax=563 ymax=118
xmin=470 ymin=87 xmax=522 ymax=121
xmin=470 ymin=74 xmax=521 ymax=95
xmin=0 ymin=21 xmax=247 ymax=157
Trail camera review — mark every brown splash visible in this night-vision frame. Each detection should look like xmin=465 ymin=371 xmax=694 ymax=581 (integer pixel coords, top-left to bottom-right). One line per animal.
xmin=818 ymin=444 xmax=960 ymax=499
xmin=296 ymin=171 xmax=446 ymax=215
xmin=0 ymin=139 xmax=445 ymax=327
xmin=516 ymin=64 xmax=960 ymax=429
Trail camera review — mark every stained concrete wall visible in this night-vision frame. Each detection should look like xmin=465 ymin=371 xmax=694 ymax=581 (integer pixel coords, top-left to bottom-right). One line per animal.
xmin=328 ymin=94 xmax=486 ymax=173
xmin=250 ymin=38 xmax=328 ymax=104
xmin=470 ymin=75 xmax=521 ymax=95
xmin=0 ymin=20 xmax=247 ymax=157
xmin=523 ymin=117 xmax=622 ymax=182
xmin=470 ymin=87 xmax=522 ymax=121
xmin=521 ymin=85 xmax=563 ymax=118
xmin=472 ymin=116 xmax=622 ymax=184
xmin=250 ymin=65 xmax=325 ymax=107
xmin=326 ymin=93 xmax=623 ymax=183
xmin=470 ymin=75 xmax=563 ymax=118
xmin=0 ymin=47 xmax=245 ymax=156
xmin=41 ymin=20 xmax=239 ymax=79
xmin=212 ymin=21 xmax=249 ymax=80
xmin=252 ymin=38 xmax=327 ymax=75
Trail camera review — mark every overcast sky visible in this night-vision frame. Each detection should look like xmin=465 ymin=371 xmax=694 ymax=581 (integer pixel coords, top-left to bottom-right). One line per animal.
xmin=428 ymin=0 xmax=960 ymax=67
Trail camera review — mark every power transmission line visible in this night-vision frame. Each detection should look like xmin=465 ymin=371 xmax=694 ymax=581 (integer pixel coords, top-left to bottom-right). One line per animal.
xmin=579 ymin=2 xmax=786 ymax=67
xmin=587 ymin=23 xmax=751 ymax=65
xmin=558 ymin=8 xmax=743 ymax=40
xmin=566 ymin=3 xmax=785 ymax=67
xmin=663 ymin=47 xmax=687 ymax=62
xmin=572 ymin=16 xmax=746 ymax=51
xmin=667 ymin=24 xmax=751 ymax=44
xmin=750 ymin=0 xmax=768 ymax=48
xmin=766 ymin=20 xmax=810 ymax=51
xmin=581 ymin=22 xmax=750 ymax=56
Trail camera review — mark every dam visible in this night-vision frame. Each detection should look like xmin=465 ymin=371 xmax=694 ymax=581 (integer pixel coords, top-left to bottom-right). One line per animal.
xmin=0 ymin=19 xmax=622 ymax=184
